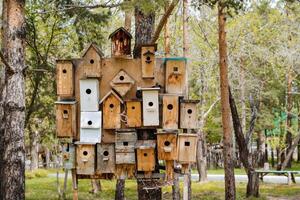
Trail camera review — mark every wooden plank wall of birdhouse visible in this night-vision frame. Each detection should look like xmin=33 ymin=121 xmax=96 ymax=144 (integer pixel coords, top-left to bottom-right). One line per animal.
xmin=103 ymin=94 xmax=121 ymax=129
xmin=56 ymin=103 xmax=76 ymax=138
xmin=177 ymin=134 xmax=197 ymax=163
xmin=111 ymin=31 xmax=131 ymax=56
xmin=165 ymin=60 xmax=186 ymax=95
xmin=157 ymin=133 xmax=177 ymax=160
xmin=142 ymin=89 xmax=160 ymax=126
xmin=115 ymin=130 xmax=137 ymax=164
xmin=56 ymin=60 xmax=74 ymax=98
xmin=126 ymin=101 xmax=141 ymax=127
xmin=163 ymin=95 xmax=179 ymax=129
xmin=76 ymin=144 xmax=95 ymax=175
xmin=82 ymin=48 xmax=101 ymax=78
xmin=80 ymin=79 xmax=99 ymax=111
xmin=101 ymin=129 xmax=115 ymax=143
xmin=136 ymin=140 xmax=156 ymax=172
xmin=62 ymin=143 xmax=75 ymax=169
xmin=80 ymin=111 xmax=102 ymax=143
xmin=141 ymin=46 xmax=155 ymax=78
xmin=180 ymin=102 xmax=198 ymax=129
xmin=96 ymin=144 xmax=115 ymax=174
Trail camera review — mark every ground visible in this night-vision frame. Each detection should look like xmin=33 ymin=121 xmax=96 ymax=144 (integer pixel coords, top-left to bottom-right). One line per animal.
xmin=25 ymin=169 xmax=300 ymax=200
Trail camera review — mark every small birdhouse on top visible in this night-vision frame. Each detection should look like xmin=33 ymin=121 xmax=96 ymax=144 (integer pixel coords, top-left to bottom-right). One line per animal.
xmin=109 ymin=27 xmax=132 ymax=57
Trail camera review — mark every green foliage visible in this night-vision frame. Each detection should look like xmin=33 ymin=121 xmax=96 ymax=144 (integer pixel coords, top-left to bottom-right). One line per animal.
xmin=25 ymin=169 xmax=49 ymax=179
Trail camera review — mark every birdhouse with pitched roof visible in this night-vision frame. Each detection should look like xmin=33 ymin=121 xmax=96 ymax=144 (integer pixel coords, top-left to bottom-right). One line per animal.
xmin=100 ymin=90 xmax=124 ymax=129
xmin=109 ymin=27 xmax=132 ymax=57
xmin=81 ymin=43 xmax=103 ymax=78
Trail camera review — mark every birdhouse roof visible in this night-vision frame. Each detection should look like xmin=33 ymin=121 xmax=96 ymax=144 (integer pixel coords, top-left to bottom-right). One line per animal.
xmin=162 ymin=57 xmax=187 ymax=64
xmin=82 ymin=43 xmax=104 ymax=58
xmin=135 ymin=140 xmax=156 ymax=149
xmin=100 ymin=90 xmax=124 ymax=104
xmin=109 ymin=27 xmax=132 ymax=39
xmin=180 ymin=99 xmax=200 ymax=104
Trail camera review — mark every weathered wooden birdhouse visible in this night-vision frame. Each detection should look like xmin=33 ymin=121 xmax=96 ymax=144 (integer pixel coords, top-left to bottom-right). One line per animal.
xmin=141 ymin=44 xmax=157 ymax=79
xmin=56 ymin=60 xmax=74 ymax=99
xmin=125 ymin=100 xmax=142 ymax=128
xmin=96 ymin=143 xmax=115 ymax=174
xmin=100 ymin=90 xmax=124 ymax=129
xmin=162 ymin=95 xmax=179 ymax=129
xmin=55 ymin=101 xmax=76 ymax=138
xmin=165 ymin=58 xmax=187 ymax=95
xmin=156 ymin=130 xmax=178 ymax=160
xmin=177 ymin=134 xmax=197 ymax=163
xmin=80 ymin=79 xmax=100 ymax=111
xmin=110 ymin=70 xmax=135 ymax=97
xmin=81 ymin=43 xmax=103 ymax=78
xmin=109 ymin=27 xmax=132 ymax=57
xmin=62 ymin=143 xmax=75 ymax=169
xmin=80 ymin=111 xmax=102 ymax=143
xmin=76 ymin=143 xmax=95 ymax=175
xmin=136 ymin=140 xmax=156 ymax=172
xmin=115 ymin=129 xmax=137 ymax=164
xmin=180 ymin=99 xmax=200 ymax=129
xmin=141 ymin=88 xmax=160 ymax=127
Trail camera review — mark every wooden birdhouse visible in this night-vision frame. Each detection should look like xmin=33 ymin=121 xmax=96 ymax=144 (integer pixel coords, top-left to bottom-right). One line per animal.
xmin=180 ymin=99 xmax=200 ymax=129
xmin=165 ymin=58 xmax=187 ymax=95
xmin=109 ymin=27 xmax=132 ymax=57
xmin=162 ymin=95 xmax=179 ymax=129
xmin=96 ymin=143 xmax=115 ymax=174
xmin=80 ymin=111 xmax=102 ymax=143
xmin=81 ymin=43 xmax=103 ymax=78
xmin=76 ymin=143 xmax=95 ymax=175
xmin=141 ymin=44 xmax=157 ymax=79
xmin=141 ymin=88 xmax=160 ymax=127
xmin=115 ymin=129 xmax=137 ymax=164
xmin=62 ymin=143 xmax=75 ymax=169
xmin=80 ymin=79 xmax=100 ymax=111
xmin=125 ymin=100 xmax=142 ymax=128
xmin=110 ymin=70 xmax=135 ymax=97
xmin=100 ymin=90 xmax=124 ymax=129
xmin=56 ymin=60 xmax=74 ymax=99
xmin=136 ymin=140 xmax=156 ymax=172
xmin=55 ymin=101 xmax=76 ymax=138
xmin=177 ymin=134 xmax=197 ymax=163
xmin=156 ymin=130 xmax=178 ymax=160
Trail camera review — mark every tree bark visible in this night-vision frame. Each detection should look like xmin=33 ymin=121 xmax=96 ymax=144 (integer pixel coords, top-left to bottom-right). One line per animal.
xmin=172 ymin=172 xmax=180 ymax=200
xmin=124 ymin=0 xmax=132 ymax=31
xmin=0 ymin=0 xmax=26 ymax=199
xmin=281 ymin=133 xmax=300 ymax=170
xmin=133 ymin=7 xmax=155 ymax=58
xmin=218 ymin=4 xmax=236 ymax=200
xmin=164 ymin=1 xmax=171 ymax=57
xmin=30 ymin=130 xmax=39 ymax=170
xmin=115 ymin=179 xmax=125 ymax=200
xmin=246 ymin=171 xmax=259 ymax=197
xmin=197 ymin=132 xmax=208 ymax=182
xmin=137 ymin=179 xmax=162 ymax=200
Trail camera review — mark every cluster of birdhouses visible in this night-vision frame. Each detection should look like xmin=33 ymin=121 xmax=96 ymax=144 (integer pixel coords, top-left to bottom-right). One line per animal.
xmin=55 ymin=27 xmax=199 ymax=183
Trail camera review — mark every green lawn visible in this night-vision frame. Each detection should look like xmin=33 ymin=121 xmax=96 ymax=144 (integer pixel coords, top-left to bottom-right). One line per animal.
xmin=26 ymin=176 xmax=300 ymax=200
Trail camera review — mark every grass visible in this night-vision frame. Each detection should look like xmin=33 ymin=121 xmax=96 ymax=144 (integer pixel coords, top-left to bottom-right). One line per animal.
xmin=25 ymin=176 xmax=300 ymax=200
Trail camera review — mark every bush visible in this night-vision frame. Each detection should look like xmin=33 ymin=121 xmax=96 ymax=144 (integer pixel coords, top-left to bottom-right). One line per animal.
xmin=25 ymin=171 xmax=35 ymax=179
xmin=33 ymin=169 xmax=48 ymax=178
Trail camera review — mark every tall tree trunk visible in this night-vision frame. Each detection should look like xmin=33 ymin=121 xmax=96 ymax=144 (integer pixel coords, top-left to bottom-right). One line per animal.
xmin=124 ymin=0 xmax=132 ymax=31
xmin=164 ymin=0 xmax=171 ymax=57
xmin=197 ymin=132 xmax=208 ymax=182
xmin=137 ymin=179 xmax=162 ymax=200
xmin=133 ymin=7 xmax=155 ymax=58
xmin=281 ymin=133 xmax=300 ymax=170
xmin=115 ymin=179 xmax=125 ymax=200
xmin=30 ymin=130 xmax=39 ymax=170
xmin=286 ymin=68 xmax=293 ymax=168
xmin=172 ymin=172 xmax=180 ymax=200
xmin=271 ymin=148 xmax=275 ymax=168
xmin=257 ymin=131 xmax=266 ymax=168
xmin=0 ymin=0 xmax=26 ymax=199
xmin=239 ymin=66 xmax=246 ymax=135
xmin=218 ymin=5 xmax=236 ymax=200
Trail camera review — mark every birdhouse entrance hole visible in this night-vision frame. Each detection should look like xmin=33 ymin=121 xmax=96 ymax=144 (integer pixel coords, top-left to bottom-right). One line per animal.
xmin=103 ymin=151 xmax=109 ymax=156
xmin=187 ymin=109 xmax=193 ymax=114
xmin=86 ymin=89 xmax=91 ymax=94
xmin=123 ymin=142 xmax=129 ymax=146
xmin=83 ymin=151 xmax=88 ymax=156
xmin=63 ymin=69 xmax=67 ymax=73
xmin=88 ymin=120 xmax=92 ymax=125
xmin=164 ymin=141 xmax=171 ymax=146
xmin=167 ymin=104 xmax=173 ymax=110
xmin=185 ymin=141 xmax=190 ymax=146
xmin=144 ymin=153 xmax=148 ymax=157
xmin=148 ymin=102 xmax=153 ymax=107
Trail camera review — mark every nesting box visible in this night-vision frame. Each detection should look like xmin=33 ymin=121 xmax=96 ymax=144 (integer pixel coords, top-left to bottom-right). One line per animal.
xmin=55 ymin=101 xmax=76 ymax=138
xmin=156 ymin=130 xmax=178 ymax=160
xmin=177 ymin=134 xmax=197 ymax=163
xmin=136 ymin=140 xmax=156 ymax=172
xmin=125 ymin=100 xmax=142 ymax=127
xmin=110 ymin=70 xmax=135 ymax=97
xmin=76 ymin=143 xmax=95 ymax=175
xmin=141 ymin=44 xmax=157 ymax=79
xmin=109 ymin=27 xmax=132 ymax=57
xmin=180 ymin=100 xmax=200 ymax=129
xmin=56 ymin=60 xmax=74 ymax=98
xmin=141 ymin=88 xmax=160 ymax=127
xmin=162 ymin=95 xmax=179 ymax=129
xmin=81 ymin=43 xmax=103 ymax=78
xmin=100 ymin=90 xmax=123 ymax=129
xmin=115 ymin=129 xmax=137 ymax=164
xmin=62 ymin=143 xmax=75 ymax=169
xmin=165 ymin=58 xmax=187 ymax=95
xmin=80 ymin=111 xmax=102 ymax=143
xmin=96 ymin=144 xmax=115 ymax=174
xmin=80 ymin=79 xmax=100 ymax=111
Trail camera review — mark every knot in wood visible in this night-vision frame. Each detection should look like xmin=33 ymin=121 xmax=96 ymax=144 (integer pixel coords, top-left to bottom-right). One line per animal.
xmin=5 ymin=102 xmax=25 ymax=112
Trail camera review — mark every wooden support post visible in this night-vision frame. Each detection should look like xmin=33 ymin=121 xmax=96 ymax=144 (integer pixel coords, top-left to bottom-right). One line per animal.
xmin=182 ymin=164 xmax=191 ymax=200
xmin=288 ymin=172 xmax=291 ymax=185
xmin=72 ymin=169 xmax=78 ymax=200
xmin=63 ymin=169 xmax=68 ymax=199
xmin=165 ymin=160 xmax=174 ymax=181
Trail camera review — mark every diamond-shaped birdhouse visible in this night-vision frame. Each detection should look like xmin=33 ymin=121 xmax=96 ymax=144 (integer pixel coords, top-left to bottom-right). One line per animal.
xmin=110 ymin=70 xmax=135 ymax=97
